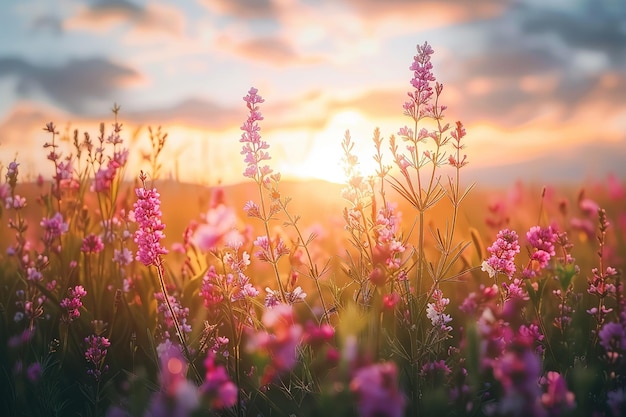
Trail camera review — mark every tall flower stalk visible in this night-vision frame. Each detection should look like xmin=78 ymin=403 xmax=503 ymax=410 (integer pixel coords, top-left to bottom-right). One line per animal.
xmin=239 ymin=87 xmax=330 ymax=323
xmin=133 ymin=171 xmax=201 ymax=382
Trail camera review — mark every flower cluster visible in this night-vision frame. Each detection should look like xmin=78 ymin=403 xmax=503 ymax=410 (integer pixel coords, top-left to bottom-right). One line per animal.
xmin=133 ymin=184 xmax=168 ymax=266
xmin=523 ymin=225 xmax=558 ymax=278
xmin=200 ymin=352 xmax=238 ymax=409
xmin=350 ymin=361 xmax=406 ymax=417
xmin=240 ymin=87 xmax=271 ymax=182
xmin=155 ymin=292 xmax=192 ymax=342
xmin=84 ymin=334 xmax=110 ymax=381
xmin=60 ymin=285 xmax=87 ymax=324
xmin=426 ymin=288 xmax=452 ymax=333
xmin=403 ymin=41 xmax=436 ymax=119
xmin=373 ymin=203 xmax=405 ymax=270
xmin=40 ymin=212 xmax=68 ymax=247
xmin=482 ymin=228 xmax=520 ymax=279
xmin=247 ymin=304 xmax=303 ymax=385
xmin=81 ymin=233 xmax=105 ymax=254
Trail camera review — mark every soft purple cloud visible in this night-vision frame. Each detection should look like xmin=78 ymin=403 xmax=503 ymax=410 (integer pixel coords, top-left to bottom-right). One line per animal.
xmin=0 ymin=56 xmax=142 ymax=114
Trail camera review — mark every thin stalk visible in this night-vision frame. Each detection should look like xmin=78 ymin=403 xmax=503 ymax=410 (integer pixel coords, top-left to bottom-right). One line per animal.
xmin=154 ymin=258 xmax=202 ymax=384
xmin=279 ymin=199 xmax=330 ymax=325
xmin=257 ymin=181 xmax=287 ymax=302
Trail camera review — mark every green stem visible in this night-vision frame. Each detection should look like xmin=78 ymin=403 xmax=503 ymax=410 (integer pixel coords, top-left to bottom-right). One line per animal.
xmin=155 ymin=258 xmax=202 ymax=384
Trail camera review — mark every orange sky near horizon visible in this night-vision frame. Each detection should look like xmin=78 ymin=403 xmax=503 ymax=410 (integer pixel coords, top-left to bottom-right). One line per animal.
xmin=1 ymin=0 xmax=625 ymax=187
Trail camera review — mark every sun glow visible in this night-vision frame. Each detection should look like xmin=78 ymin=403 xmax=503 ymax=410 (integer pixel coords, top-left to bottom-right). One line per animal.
xmin=287 ymin=109 xmax=380 ymax=184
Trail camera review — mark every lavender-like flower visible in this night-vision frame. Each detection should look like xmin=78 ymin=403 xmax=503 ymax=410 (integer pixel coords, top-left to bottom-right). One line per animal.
xmin=60 ymin=285 xmax=87 ymax=324
xmin=133 ymin=183 xmax=168 ymax=266
xmin=482 ymin=229 xmax=520 ymax=279
xmin=40 ymin=212 xmax=69 ymax=246
xmin=402 ymin=41 xmax=436 ymax=120
xmin=240 ymin=87 xmax=272 ymax=182
xmin=200 ymin=352 xmax=238 ymax=410
xmin=81 ymin=233 xmax=104 ymax=254
xmin=426 ymin=288 xmax=452 ymax=333
xmin=350 ymin=361 xmax=406 ymax=417
xmin=84 ymin=334 xmax=110 ymax=381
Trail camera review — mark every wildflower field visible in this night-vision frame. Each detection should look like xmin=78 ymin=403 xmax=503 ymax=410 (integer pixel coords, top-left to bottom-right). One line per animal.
xmin=1 ymin=42 xmax=625 ymax=417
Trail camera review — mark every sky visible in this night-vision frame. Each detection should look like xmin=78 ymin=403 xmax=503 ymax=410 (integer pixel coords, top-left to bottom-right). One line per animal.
xmin=0 ymin=0 xmax=625 ymax=186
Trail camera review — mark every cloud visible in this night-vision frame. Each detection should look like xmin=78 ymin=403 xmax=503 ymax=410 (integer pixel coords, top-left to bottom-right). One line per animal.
xmin=65 ymin=0 xmax=185 ymax=39
xmin=29 ymin=15 xmax=64 ymax=36
xmin=199 ymin=0 xmax=276 ymax=19
xmin=518 ymin=0 xmax=626 ymax=60
xmin=223 ymin=35 xmax=326 ymax=66
xmin=124 ymin=97 xmax=241 ymax=130
xmin=343 ymin=0 xmax=505 ymax=28
xmin=0 ymin=56 xmax=142 ymax=114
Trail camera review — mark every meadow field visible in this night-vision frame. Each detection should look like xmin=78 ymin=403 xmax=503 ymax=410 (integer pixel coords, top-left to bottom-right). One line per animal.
xmin=1 ymin=42 xmax=625 ymax=417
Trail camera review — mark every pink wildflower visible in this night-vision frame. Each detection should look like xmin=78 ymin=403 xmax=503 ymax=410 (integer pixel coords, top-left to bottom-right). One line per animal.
xmin=350 ymin=361 xmax=406 ymax=417
xmin=113 ymin=248 xmax=133 ymax=266
xmin=303 ymin=321 xmax=334 ymax=348
xmin=253 ymin=235 xmax=289 ymax=263
xmin=81 ymin=233 xmax=104 ymax=254
xmin=40 ymin=212 xmax=68 ymax=245
xmin=200 ymin=352 xmax=238 ymax=410
xmin=373 ymin=203 xmax=405 ymax=270
xmin=26 ymin=362 xmax=42 ymax=383
xmin=492 ymin=335 xmax=545 ymax=417
xmin=383 ymin=292 xmax=401 ymax=310
xmin=420 ymin=359 xmax=452 ymax=385
xmin=240 ymin=87 xmax=272 ymax=182
xmin=146 ymin=342 xmax=200 ymax=417
xmin=403 ymin=41 xmax=436 ymax=118
xmin=247 ymin=304 xmax=303 ymax=384
xmin=60 ymin=285 xmax=87 ymax=324
xmin=133 ymin=186 xmax=168 ymax=266
xmin=155 ymin=292 xmax=192 ymax=342
xmin=84 ymin=334 xmax=110 ymax=381
xmin=598 ymin=321 xmax=626 ymax=361
xmin=540 ymin=371 xmax=575 ymax=416
xmin=5 ymin=195 xmax=26 ymax=209
xmin=523 ymin=225 xmax=558 ymax=278
xmin=192 ymin=204 xmax=243 ymax=251
xmin=482 ymin=228 xmax=520 ymax=279
xmin=92 ymin=148 xmax=128 ymax=193
xmin=426 ymin=288 xmax=452 ymax=333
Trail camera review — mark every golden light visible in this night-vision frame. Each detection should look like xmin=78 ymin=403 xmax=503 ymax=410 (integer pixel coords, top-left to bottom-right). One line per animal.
xmin=287 ymin=109 xmax=379 ymax=184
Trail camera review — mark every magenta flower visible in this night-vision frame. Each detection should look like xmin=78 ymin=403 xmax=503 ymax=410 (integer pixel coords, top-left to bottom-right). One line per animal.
xmin=492 ymin=336 xmax=545 ymax=417
xmin=40 ymin=212 xmax=68 ymax=245
xmin=482 ymin=229 xmax=520 ymax=279
xmin=246 ymin=304 xmax=303 ymax=384
xmin=84 ymin=334 xmax=110 ymax=381
xmin=192 ymin=204 xmax=243 ymax=252
xmin=426 ymin=288 xmax=452 ymax=333
xmin=93 ymin=148 xmax=128 ymax=193
xmin=599 ymin=321 xmax=626 ymax=359
xmin=113 ymin=247 xmax=133 ymax=266
xmin=133 ymin=186 xmax=168 ymax=266
xmin=540 ymin=371 xmax=575 ymax=415
xmin=402 ymin=41 xmax=436 ymax=119
xmin=200 ymin=352 xmax=238 ymax=410
xmin=200 ymin=266 xmax=225 ymax=308
xmin=81 ymin=233 xmax=104 ymax=254
xmin=523 ymin=225 xmax=558 ymax=278
xmin=147 ymin=342 xmax=200 ymax=417
xmin=372 ymin=203 xmax=406 ymax=270
xmin=26 ymin=362 xmax=42 ymax=383
xmin=240 ymin=87 xmax=272 ymax=182
xmin=60 ymin=285 xmax=87 ymax=324
xmin=350 ymin=361 xmax=406 ymax=417
xmin=155 ymin=292 xmax=192 ymax=342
